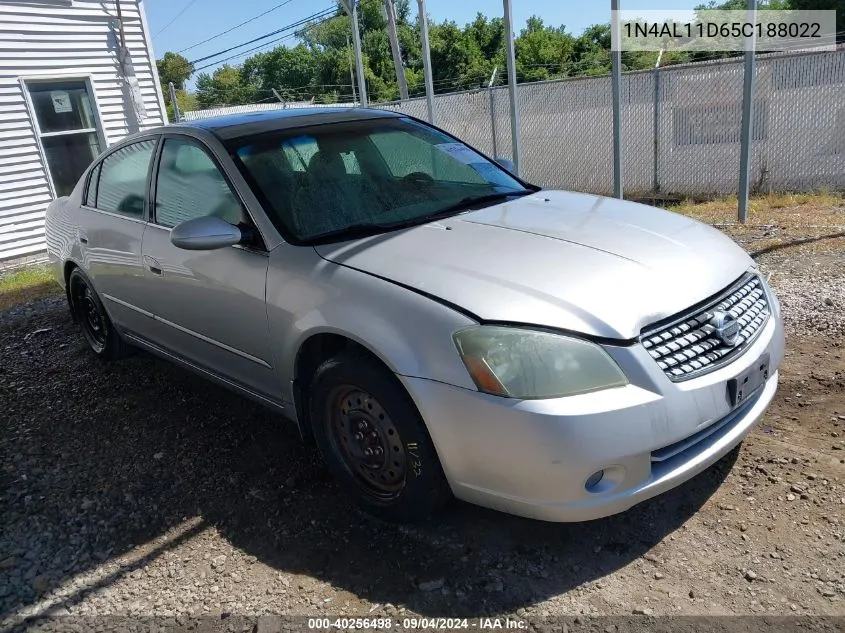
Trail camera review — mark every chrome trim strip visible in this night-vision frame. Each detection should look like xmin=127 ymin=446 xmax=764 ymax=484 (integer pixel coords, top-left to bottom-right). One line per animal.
xmin=152 ymin=314 xmax=273 ymax=369
xmin=102 ymin=293 xmax=155 ymax=318
xmin=123 ymin=333 xmax=284 ymax=410
xmin=640 ymin=272 xmax=752 ymax=338
xmin=103 ymin=293 xmax=272 ymax=369
xmin=79 ymin=205 xmax=147 ymax=225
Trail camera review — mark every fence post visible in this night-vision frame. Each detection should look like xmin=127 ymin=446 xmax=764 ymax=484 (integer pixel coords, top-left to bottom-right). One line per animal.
xmin=502 ymin=0 xmax=522 ymax=176
xmin=488 ymin=67 xmax=499 ymax=159
xmin=738 ymin=0 xmax=758 ymax=224
xmin=611 ymin=0 xmax=623 ymax=199
xmin=417 ymin=0 xmax=436 ymax=124
xmin=341 ymin=0 xmax=368 ymax=107
xmin=652 ymin=47 xmax=664 ymax=195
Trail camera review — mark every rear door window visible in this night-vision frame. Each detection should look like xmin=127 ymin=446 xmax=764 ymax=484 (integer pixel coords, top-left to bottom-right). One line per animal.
xmin=84 ymin=162 xmax=101 ymax=207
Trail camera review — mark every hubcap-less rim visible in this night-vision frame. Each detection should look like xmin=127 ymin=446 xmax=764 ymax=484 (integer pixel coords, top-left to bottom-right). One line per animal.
xmin=328 ymin=387 xmax=407 ymax=498
xmin=74 ymin=281 xmax=106 ymax=352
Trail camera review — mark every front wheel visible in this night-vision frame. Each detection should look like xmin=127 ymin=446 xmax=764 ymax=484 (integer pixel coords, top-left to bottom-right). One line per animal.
xmin=68 ymin=268 xmax=133 ymax=360
xmin=308 ymin=349 xmax=450 ymax=522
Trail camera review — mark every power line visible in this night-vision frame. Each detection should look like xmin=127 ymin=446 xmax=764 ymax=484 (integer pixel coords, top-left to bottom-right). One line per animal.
xmin=154 ymin=0 xmax=199 ymax=37
xmin=193 ymin=10 xmax=337 ymax=71
xmin=177 ymin=0 xmax=298 ymax=54
xmin=189 ymin=6 xmax=336 ymax=66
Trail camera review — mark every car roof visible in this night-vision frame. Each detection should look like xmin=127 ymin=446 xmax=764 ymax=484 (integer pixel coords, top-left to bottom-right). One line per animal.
xmin=168 ymin=107 xmax=404 ymax=141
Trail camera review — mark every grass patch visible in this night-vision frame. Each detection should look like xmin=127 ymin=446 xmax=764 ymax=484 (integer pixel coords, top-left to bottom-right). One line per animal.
xmin=668 ymin=191 xmax=845 ymax=227
xmin=667 ymin=191 xmax=845 ymax=257
xmin=0 ymin=265 xmax=61 ymax=312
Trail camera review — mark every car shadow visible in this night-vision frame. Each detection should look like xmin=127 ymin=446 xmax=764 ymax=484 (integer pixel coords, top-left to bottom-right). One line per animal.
xmin=1 ymin=306 xmax=735 ymax=620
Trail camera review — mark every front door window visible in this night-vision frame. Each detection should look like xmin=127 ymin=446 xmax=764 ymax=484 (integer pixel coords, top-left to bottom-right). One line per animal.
xmin=26 ymin=80 xmax=103 ymax=197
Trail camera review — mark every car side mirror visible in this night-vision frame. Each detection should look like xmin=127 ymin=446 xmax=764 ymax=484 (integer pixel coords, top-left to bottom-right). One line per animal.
xmin=495 ymin=157 xmax=516 ymax=173
xmin=170 ymin=216 xmax=242 ymax=251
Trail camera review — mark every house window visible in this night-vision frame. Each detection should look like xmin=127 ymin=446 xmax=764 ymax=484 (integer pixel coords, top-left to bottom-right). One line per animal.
xmin=26 ymin=80 xmax=103 ymax=197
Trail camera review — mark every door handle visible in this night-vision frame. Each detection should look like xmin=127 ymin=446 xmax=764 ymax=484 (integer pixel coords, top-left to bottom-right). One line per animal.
xmin=143 ymin=255 xmax=163 ymax=276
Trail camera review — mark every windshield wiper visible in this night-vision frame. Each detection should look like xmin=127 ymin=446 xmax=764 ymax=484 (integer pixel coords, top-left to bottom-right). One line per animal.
xmin=305 ymin=190 xmax=536 ymax=245
xmin=306 ymin=222 xmax=399 ymax=244
xmin=422 ymin=189 xmax=535 ymax=222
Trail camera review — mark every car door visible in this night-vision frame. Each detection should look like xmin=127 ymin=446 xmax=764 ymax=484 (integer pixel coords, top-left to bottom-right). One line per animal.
xmin=137 ymin=134 xmax=278 ymax=397
xmin=78 ymin=137 xmax=158 ymax=337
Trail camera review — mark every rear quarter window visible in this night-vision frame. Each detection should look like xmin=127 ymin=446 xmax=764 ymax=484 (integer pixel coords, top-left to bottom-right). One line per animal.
xmin=96 ymin=140 xmax=156 ymax=217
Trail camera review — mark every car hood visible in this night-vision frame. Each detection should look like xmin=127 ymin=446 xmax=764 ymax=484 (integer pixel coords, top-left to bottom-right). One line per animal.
xmin=314 ymin=190 xmax=754 ymax=340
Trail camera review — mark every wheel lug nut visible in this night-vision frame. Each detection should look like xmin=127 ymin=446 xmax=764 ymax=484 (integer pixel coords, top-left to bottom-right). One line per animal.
xmin=358 ymin=422 xmax=367 ymax=431
xmin=373 ymin=447 xmax=383 ymax=456
xmin=370 ymin=431 xmax=378 ymax=439
xmin=354 ymin=432 xmax=364 ymax=441
xmin=364 ymin=448 xmax=374 ymax=457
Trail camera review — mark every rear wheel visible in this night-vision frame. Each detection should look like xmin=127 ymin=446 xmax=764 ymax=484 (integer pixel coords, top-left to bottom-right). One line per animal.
xmin=308 ymin=349 xmax=450 ymax=522
xmin=68 ymin=269 xmax=133 ymax=360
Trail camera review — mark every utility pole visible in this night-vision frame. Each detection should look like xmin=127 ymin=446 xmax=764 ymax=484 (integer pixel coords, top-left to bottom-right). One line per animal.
xmin=384 ymin=0 xmax=408 ymax=101
xmin=417 ymin=0 xmax=435 ymax=123
xmin=347 ymin=35 xmax=357 ymax=103
xmin=341 ymin=0 xmax=368 ymax=106
xmin=738 ymin=0 xmax=758 ymax=223
xmin=502 ymin=0 xmax=521 ymax=176
xmin=168 ymin=82 xmax=181 ymax=122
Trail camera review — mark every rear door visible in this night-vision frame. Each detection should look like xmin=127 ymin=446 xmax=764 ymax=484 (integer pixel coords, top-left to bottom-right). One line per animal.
xmin=137 ymin=134 xmax=278 ymax=397
xmin=78 ymin=137 xmax=158 ymax=336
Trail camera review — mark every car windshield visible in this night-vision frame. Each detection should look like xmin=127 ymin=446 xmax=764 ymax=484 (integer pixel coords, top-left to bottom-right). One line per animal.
xmin=227 ymin=116 xmax=534 ymax=244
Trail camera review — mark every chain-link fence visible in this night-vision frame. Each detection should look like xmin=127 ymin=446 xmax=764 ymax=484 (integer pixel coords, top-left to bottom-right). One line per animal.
xmin=184 ymin=48 xmax=845 ymax=198
xmin=372 ymin=48 xmax=845 ymax=197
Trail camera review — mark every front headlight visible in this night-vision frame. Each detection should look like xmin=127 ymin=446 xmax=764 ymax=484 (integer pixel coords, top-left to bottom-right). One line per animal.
xmin=453 ymin=326 xmax=628 ymax=399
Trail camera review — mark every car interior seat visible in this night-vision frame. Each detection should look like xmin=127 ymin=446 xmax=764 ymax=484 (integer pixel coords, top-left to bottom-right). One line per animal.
xmin=291 ymin=150 xmax=359 ymax=237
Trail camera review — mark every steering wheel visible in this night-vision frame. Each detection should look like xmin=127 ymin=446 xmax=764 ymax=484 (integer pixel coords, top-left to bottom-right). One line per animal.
xmin=402 ymin=171 xmax=434 ymax=186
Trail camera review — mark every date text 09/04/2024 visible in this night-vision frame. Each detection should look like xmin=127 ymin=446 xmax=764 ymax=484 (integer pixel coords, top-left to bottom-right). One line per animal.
xmin=307 ymin=618 xmax=528 ymax=630
xmin=625 ymin=21 xmax=822 ymax=40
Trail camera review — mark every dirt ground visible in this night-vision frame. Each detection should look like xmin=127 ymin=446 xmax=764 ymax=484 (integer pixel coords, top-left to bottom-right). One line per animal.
xmin=1 ymin=207 xmax=844 ymax=628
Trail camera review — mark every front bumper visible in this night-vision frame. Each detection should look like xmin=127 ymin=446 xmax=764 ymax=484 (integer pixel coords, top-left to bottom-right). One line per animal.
xmin=400 ymin=309 xmax=784 ymax=522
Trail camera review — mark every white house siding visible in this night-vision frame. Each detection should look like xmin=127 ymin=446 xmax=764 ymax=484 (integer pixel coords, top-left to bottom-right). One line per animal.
xmin=0 ymin=0 xmax=166 ymax=262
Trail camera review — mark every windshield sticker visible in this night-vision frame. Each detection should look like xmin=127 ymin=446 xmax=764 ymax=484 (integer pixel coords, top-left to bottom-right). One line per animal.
xmin=434 ymin=143 xmax=485 ymax=165
xmin=469 ymin=162 xmax=507 ymax=181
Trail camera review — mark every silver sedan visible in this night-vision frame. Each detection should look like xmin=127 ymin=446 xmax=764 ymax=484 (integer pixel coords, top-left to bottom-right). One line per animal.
xmin=45 ymin=108 xmax=784 ymax=523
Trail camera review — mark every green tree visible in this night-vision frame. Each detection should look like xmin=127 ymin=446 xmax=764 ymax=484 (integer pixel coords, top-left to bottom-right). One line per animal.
xmin=789 ymin=0 xmax=845 ymax=39
xmin=195 ymin=65 xmax=255 ymax=108
xmin=515 ymin=16 xmax=575 ymax=82
xmin=573 ymin=24 xmax=612 ymax=75
xmin=156 ymin=51 xmax=194 ymax=104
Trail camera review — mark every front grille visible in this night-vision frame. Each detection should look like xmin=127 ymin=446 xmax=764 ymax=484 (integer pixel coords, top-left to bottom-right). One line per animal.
xmin=641 ymin=273 xmax=770 ymax=381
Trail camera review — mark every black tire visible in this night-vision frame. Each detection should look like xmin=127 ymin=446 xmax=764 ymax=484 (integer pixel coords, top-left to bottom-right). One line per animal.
xmin=308 ymin=349 xmax=451 ymax=522
xmin=68 ymin=268 xmax=133 ymax=360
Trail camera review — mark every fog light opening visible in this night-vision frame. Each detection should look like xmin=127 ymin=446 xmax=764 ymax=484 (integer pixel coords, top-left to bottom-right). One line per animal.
xmin=585 ymin=469 xmax=605 ymax=492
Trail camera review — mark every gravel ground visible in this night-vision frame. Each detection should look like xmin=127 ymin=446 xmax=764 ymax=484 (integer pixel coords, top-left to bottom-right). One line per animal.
xmin=1 ymin=227 xmax=844 ymax=629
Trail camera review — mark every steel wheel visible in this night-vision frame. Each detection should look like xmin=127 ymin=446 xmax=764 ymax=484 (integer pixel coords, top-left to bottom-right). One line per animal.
xmin=72 ymin=277 xmax=107 ymax=353
xmin=327 ymin=386 xmax=407 ymax=499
